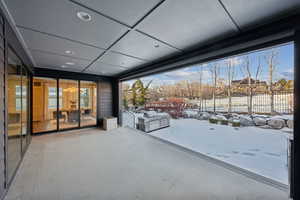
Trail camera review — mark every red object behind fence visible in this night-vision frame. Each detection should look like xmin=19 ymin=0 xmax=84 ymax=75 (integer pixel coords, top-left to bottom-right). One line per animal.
xmin=145 ymin=98 xmax=187 ymax=118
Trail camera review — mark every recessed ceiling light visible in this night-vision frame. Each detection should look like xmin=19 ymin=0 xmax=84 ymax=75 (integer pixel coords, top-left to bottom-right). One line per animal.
xmin=77 ymin=11 xmax=92 ymax=22
xmin=65 ymin=50 xmax=74 ymax=55
xmin=66 ymin=62 xmax=75 ymax=65
xmin=61 ymin=65 xmax=67 ymax=68
xmin=154 ymin=44 xmax=160 ymax=48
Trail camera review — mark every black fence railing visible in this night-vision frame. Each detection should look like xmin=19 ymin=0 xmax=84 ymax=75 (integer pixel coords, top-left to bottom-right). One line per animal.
xmin=198 ymin=90 xmax=293 ymax=114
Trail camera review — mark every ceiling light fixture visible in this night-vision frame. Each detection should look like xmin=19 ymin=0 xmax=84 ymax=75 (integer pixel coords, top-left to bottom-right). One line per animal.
xmin=154 ymin=44 xmax=160 ymax=48
xmin=65 ymin=50 xmax=74 ymax=55
xmin=77 ymin=11 xmax=92 ymax=22
xmin=66 ymin=62 xmax=75 ymax=65
xmin=61 ymin=65 xmax=67 ymax=68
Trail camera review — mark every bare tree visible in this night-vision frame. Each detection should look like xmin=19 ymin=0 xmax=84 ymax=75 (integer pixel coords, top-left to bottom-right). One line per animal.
xmin=209 ymin=62 xmax=219 ymax=113
xmin=198 ymin=65 xmax=204 ymax=111
xmin=265 ymin=50 xmax=278 ymax=114
xmin=242 ymin=56 xmax=262 ymax=114
xmin=225 ymin=58 xmax=236 ymax=113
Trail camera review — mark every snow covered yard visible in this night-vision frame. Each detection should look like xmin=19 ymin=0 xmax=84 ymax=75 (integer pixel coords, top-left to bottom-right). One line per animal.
xmin=147 ymin=118 xmax=290 ymax=185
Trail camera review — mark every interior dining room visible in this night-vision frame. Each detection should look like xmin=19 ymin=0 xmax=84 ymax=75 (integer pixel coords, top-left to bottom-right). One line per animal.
xmin=32 ymin=77 xmax=97 ymax=133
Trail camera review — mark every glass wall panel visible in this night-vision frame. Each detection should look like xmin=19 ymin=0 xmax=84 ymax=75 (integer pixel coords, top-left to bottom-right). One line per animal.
xmin=59 ymin=79 xmax=79 ymax=129
xmin=80 ymin=81 xmax=97 ymax=127
xmin=7 ymin=48 xmax=22 ymax=181
xmin=32 ymin=77 xmax=58 ymax=133
xmin=21 ymin=68 xmax=28 ymax=153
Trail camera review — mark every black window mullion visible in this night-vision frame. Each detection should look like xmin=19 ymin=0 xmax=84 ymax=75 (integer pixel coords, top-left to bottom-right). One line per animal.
xmin=56 ymin=78 xmax=59 ymax=131
xmin=78 ymin=80 xmax=80 ymax=128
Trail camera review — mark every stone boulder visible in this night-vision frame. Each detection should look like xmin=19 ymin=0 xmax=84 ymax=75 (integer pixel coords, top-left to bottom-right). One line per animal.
xmin=287 ymin=119 xmax=293 ymax=129
xmin=197 ymin=112 xmax=210 ymax=120
xmin=239 ymin=115 xmax=255 ymax=126
xmin=216 ymin=115 xmax=227 ymax=121
xmin=268 ymin=118 xmax=285 ymax=129
xmin=253 ymin=117 xmax=267 ymax=126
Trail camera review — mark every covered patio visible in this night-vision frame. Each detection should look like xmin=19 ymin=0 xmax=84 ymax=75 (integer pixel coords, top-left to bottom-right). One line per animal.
xmin=6 ymin=128 xmax=288 ymax=200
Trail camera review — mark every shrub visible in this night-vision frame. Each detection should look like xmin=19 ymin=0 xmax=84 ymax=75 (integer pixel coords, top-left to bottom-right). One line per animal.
xmin=220 ymin=120 xmax=228 ymax=125
xmin=232 ymin=120 xmax=241 ymax=127
xmin=209 ymin=118 xmax=218 ymax=124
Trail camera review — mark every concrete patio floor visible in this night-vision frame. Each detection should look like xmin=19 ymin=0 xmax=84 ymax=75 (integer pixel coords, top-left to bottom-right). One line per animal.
xmin=5 ymin=127 xmax=288 ymax=200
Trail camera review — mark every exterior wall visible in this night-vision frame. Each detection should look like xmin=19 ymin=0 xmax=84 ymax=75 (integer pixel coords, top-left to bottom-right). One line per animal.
xmin=0 ymin=14 xmax=5 ymax=198
xmin=0 ymin=8 xmax=32 ymax=199
xmin=97 ymin=81 xmax=113 ymax=126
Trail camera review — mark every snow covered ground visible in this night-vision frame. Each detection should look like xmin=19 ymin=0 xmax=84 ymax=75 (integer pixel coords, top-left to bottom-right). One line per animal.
xmin=122 ymin=111 xmax=291 ymax=185
xmin=149 ymin=119 xmax=290 ymax=185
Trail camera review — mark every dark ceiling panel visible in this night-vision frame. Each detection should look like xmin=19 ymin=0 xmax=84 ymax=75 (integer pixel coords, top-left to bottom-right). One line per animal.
xmin=222 ymin=0 xmax=300 ymax=30
xmin=138 ymin=0 xmax=238 ymax=50
xmin=31 ymin=51 xmax=90 ymax=72
xmin=73 ymin=0 xmax=162 ymax=26
xmin=19 ymin=28 xmax=104 ymax=61
xmin=86 ymin=61 xmax=126 ymax=76
xmin=4 ymin=0 xmax=128 ymax=49
xmin=111 ymin=31 xmax=181 ymax=61
xmin=98 ymin=52 xmax=145 ymax=69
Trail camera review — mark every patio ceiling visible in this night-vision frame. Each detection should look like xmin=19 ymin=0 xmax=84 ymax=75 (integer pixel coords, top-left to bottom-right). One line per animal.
xmin=2 ymin=0 xmax=300 ymax=76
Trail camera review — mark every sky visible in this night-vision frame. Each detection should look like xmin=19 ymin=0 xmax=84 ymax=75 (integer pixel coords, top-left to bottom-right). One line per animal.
xmin=124 ymin=43 xmax=294 ymax=87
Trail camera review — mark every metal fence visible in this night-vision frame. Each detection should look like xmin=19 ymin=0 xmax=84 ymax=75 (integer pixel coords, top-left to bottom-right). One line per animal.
xmin=197 ymin=90 xmax=293 ymax=114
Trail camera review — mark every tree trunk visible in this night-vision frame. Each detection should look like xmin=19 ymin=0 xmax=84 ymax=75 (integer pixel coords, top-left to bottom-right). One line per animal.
xmin=269 ymin=71 xmax=274 ymax=113
xmin=248 ymin=77 xmax=252 ymax=114
xmin=213 ymin=67 xmax=217 ymax=113
xmin=227 ymin=62 xmax=232 ymax=113
xmin=228 ymin=87 xmax=232 ymax=113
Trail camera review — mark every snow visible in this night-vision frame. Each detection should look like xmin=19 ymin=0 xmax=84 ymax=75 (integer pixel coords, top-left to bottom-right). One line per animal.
xmin=147 ymin=119 xmax=290 ymax=185
xmin=122 ymin=111 xmax=292 ymax=185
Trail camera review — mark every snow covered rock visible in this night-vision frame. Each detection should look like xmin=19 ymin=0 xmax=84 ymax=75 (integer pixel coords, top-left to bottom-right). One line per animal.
xmin=239 ymin=115 xmax=255 ymax=126
xmin=253 ymin=117 xmax=267 ymax=126
xmin=182 ymin=110 xmax=198 ymax=118
xmin=268 ymin=118 xmax=285 ymax=129
xmin=216 ymin=115 xmax=227 ymax=121
xmin=197 ymin=112 xmax=210 ymax=120
xmin=287 ymin=120 xmax=293 ymax=129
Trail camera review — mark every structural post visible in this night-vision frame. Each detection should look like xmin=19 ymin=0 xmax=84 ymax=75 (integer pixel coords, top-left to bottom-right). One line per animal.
xmin=112 ymin=78 xmax=122 ymax=126
xmin=293 ymin=27 xmax=300 ymax=199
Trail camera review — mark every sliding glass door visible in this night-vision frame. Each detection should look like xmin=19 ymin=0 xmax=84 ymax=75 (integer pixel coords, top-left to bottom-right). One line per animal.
xmin=80 ymin=81 xmax=97 ymax=127
xmin=7 ymin=47 xmax=31 ymax=182
xmin=7 ymin=49 xmax=22 ymax=181
xmin=59 ymin=79 xmax=79 ymax=130
xmin=32 ymin=78 xmax=97 ymax=133
xmin=32 ymin=77 xmax=58 ymax=133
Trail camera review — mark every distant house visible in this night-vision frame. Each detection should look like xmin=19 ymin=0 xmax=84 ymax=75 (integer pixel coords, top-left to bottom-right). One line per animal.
xmin=231 ymin=78 xmax=267 ymax=87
